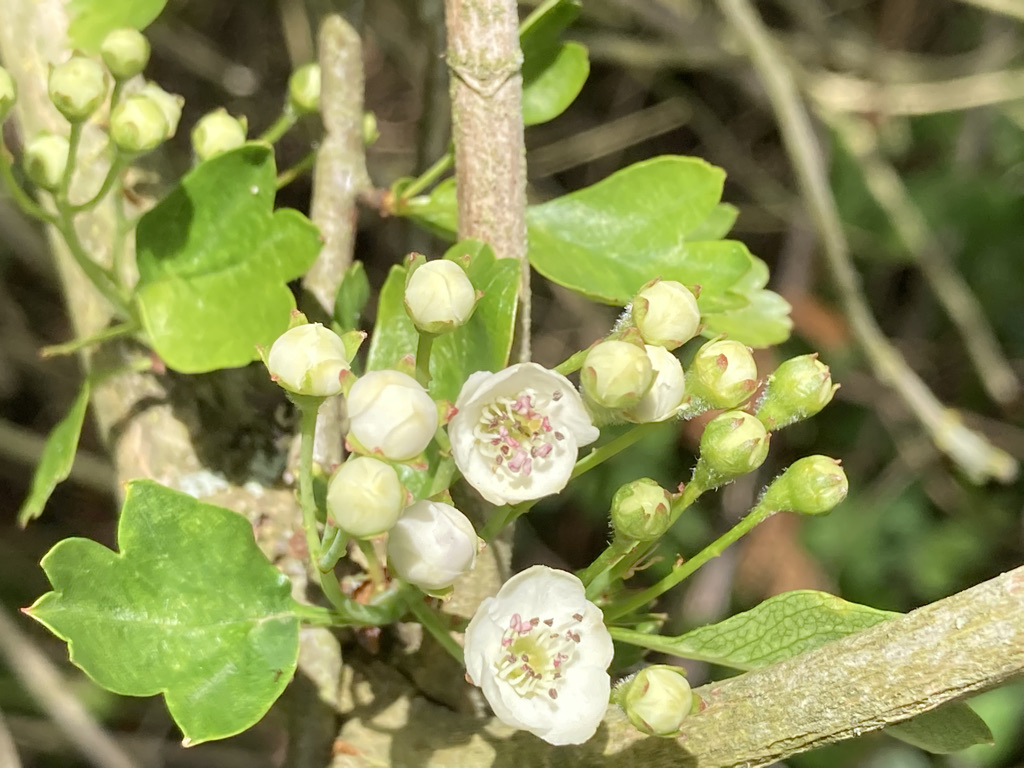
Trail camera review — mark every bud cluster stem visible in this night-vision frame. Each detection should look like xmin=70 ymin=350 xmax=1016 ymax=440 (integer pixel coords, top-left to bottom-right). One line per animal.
xmin=259 ymin=106 xmax=299 ymax=145
xmin=415 ymin=332 xmax=435 ymax=387
xmin=317 ymin=523 xmax=348 ymax=573
xmin=404 ymin=592 xmax=464 ymax=662
xmin=297 ymin=399 xmax=364 ymax=615
xmin=605 ymin=498 xmax=776 ymax=621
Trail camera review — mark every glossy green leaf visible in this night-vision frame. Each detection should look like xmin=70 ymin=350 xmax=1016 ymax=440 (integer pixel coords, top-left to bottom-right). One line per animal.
xmin=68 ymin=0 xmax=166 ymax=52
xmin=18 ymin=380 xmax=91 ymax=526
xmin=887 ymin=702 xmax=993 ymax=753
xmin=523 ymin=42 xmax=589 ymax=126
xmin=135 ymin=145 xmax=321 ymax=373
xmin=520 ymin=0 xmax=581 ymax=55
xmin=366 ymin=241 xmax=519 ymax=402
xmin=527 ymin=157 xmax=752 ymax=305
xmin=615 ymin=590 xmax=896 ymax=670
xmin=687 ymin=203 xmax=739 ymax=241
xmin=27 ymin=480 xmax=300 ymax=745
xmin=333 ymin=261 xmax=371 ymax=333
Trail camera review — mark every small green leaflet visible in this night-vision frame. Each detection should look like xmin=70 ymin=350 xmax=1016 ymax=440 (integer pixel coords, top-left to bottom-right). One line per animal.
xmin=135 ymin=144 xmax=321 ymax=373
xmin=67 ymin=0 xmax=167 ymax=52
xmin=27 ymin=480 xmax=301 ymax=745
xmin=18 ymin=379 xmax=91 ymax=526
xmin=333 ymin=261 xmax=371 ymax=333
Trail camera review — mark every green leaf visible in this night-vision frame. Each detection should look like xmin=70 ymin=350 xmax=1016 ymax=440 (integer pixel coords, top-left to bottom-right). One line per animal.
xmin=615 ymin=590 xmax=896 ymax=670
xmin=27 ymin=480 xmax=300 ymax=746
xmin=366 ymin=241 xmax=519 ymax=402
xmin=67 ymin=0 xmax=167 ymax=52
xmin=403 ymin=177 xmax=458 ymax=240
xmin=135 ymin=144 xmax=321 ymax=373
xmin=887 ymin=702 xmax=994 ymax=753
xmin=523 ymin=42 xmax=589 ymax=126
xmin=520 ymin=0 xmax=581 ymax=55
xmin=527 ymin=157 xmax=754 ymax=305
xmin=333 ymin=261 xmax=371 ymax=333
xmin=18 ymin=380 xmax=91 ymax=526
xmin=687 ymin=203 xmax=739 ymax=241
xmin=703 ymin=288 xmax=793 ymax=347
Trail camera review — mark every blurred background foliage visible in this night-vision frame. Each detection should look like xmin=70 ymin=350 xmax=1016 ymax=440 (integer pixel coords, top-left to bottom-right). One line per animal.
xmin=1 ymin=0 xmax=1023 ymax=766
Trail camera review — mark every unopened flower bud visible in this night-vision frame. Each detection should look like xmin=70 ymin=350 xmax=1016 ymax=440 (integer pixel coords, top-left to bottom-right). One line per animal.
xmin=761 ymin=455 xmax=848 ymax=516
xmin=100 ymin=28 xmax=151 ymax=80
xmin=404 ymin=258 xmax=477 ymax=333
xmin=348 ymin=370 xmax=439 ymax=461
xmin=611 ymin=478 xmax=673 ymax=541
xmin=22 ymin=133 xmax=69 ymax=191
xmin=697 ymin=410 xmax=770 ymax=486
xmin=326 ymin=456 xmax=404 ymax=538
xmin=624 ymin=345 xmax=686 ymax=423
xmin=110 ymin=94 xmax=168 ymax=154
xmin=688 ymin=339 xmax=758 ymax=409
xmin=618 ymin=665 xmax=693 ymax=737
xmin=191 ymin=108 xmax=247 ymax=161
xmin=48 ymin=56 xmax=107 ymax=123
xmin=139 ymin=83 xmax=184 ymax=138
xmin=756 ymin=354 xmax=838 ymax=431
xmin=362 ymin=111 xmax=379 ymax=146
xmin=631 ymin=280 xmax=700 ymax=350
xmin=386 ymin=500 xmax=478 ymax=592
xmin=0 ymin=67 xmax=16 ymax=122
xmin=288 ymin=63 xmax=320 ymax=114
xmin=267 ymin=323 xmax=350 ymax=398
xmin=581 ymin=339 xmax=654 ymax=410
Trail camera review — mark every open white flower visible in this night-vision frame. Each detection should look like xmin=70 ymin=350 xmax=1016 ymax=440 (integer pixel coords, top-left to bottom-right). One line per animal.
xmin=464 ymin=565 xmax=613 ymax=745
xmin=448 ymin=363 xmax=599 ymax=505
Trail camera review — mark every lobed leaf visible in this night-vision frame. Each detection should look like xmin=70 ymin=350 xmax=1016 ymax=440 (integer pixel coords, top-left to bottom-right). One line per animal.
xmin=27 ymin=480 xmax=301 ymax=746
xmin=135 ymin=145 xmax=321 ymax=373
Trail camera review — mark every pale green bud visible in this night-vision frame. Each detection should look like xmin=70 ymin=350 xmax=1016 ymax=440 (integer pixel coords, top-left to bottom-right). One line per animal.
xmin=404 ymin=258 xmax=477 ymax=333
xmin=110 ymin=94 xmax=168 ymax=154
xmin=288 ymin=63 xmax=321 ymax=114
xmin=581 ymin=339 xmax=654 ymax=410
xmin=0 ymin=67 xmax=16 ymax=122
xmin=611 ymin=478 xmax=673 ymax=542
xmin=362 ymin=111 xmax=379 ymax=146
xmin=22 ymin=133 xmax=70 ymax=191
xmin=191 ymin=108 xmax=247 ymax=161
xmin=267 ymin=322 xmax=351 ymax=398
xmin=618 ymin=665 xmax=693 ymax=737
xmin=631 ymin=280 xmax=701 ymax=350
xmin=688 ymin=338 xmax=758 ymax=409
xmin=756 ymin=354 xmax=838 ymax=431
xmin=697 ymin=410 xmax=770 ymax=485
xmin=139 ymin=83 xmax=184 ymax=138
xmin=48 ymin=56 xmax=108 ymax=122
xmin=100 ymin=28 xmax=151 ymax=80
xmin=760 ymin=455 xmax=848 ymax=516
xmin=326 ymin=456 xmax=404 ymax=538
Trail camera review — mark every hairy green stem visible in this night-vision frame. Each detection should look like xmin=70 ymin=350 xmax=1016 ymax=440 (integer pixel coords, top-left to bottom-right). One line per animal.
xmin=571 ymin=422 xmax=661 ymax=481
xmin=554 ymin=347 xmax=588 ymax=376
xmin=605 ymin=500 xmax=775 ymax=621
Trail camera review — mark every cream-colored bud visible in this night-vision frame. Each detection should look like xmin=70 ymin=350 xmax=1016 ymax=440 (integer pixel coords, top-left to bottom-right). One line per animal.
xmin=620 ymin=666 xmax=693 ymax=736
xmin=631 ymin=280 xmax=700 ymax=350
xmin=386 ymin=500 xmax=478 ymax=592
xmin=404 ymin=259 xmax=477 ymax=333
xmin=192 ymin=108 xmax=247 ymax=161
xmin=326 ymin=456 xmax=404 ymax=538
xmin=581 ymin=339 xmax=654 ymax=410
xmin=347 ymin=370 xmax=438 ymax=461
xmin=624 ymin=345 xmax=686 ymax=423
xmin=267 ymin=323 xmax=350 ymax=397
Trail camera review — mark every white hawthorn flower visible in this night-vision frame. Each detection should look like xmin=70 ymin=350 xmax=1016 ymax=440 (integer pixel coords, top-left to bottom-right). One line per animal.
xmin=326 ymin=456 xmax=404 ymax=538
xmin=267 ymin=323 xmax=350 ymax=397
xmin=464 ymin=565 xmax=613 ymax=745
xmin=404 ymin=259 xmax=477 ymax=333
xmin=347 ymin=370 xmax=439 ymax=461
xmin=386 ymin=500 xmax=478 ymax=592
xmin=448 ymin=363 xmax=599 ymax=505
xmin=624 ymin=345 xmax=686 ymax=423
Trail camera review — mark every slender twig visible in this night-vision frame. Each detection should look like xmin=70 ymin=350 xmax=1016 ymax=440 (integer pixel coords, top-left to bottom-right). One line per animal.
xmin=715 ymin=0 xmax=1017 ymax=483
xmin=823 ymin=112 xmax=1020 ymax=406
xmin=406 ymin=593 xmax=464 ymax=662
xmin=0 ymin=608 xmax=139 ymax=768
